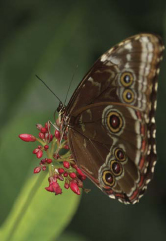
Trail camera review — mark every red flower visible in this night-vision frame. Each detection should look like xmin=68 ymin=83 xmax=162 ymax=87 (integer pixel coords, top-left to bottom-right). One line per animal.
xmin=19 ymin=120 xmax=88 ymax=197
xmin=45 ymin=180 xmax=62 ymax=195
xmin=19 ymin=134 xmax=36 ymax=142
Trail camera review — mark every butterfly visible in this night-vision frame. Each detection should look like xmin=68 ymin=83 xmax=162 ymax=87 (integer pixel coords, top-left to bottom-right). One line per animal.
xmin=58 ymin=33 xmax=164 ymax=204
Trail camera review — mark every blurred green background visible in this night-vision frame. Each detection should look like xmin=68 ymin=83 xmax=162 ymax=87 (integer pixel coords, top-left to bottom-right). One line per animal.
xmin=0 ymin=0 xmax=166 ymax=240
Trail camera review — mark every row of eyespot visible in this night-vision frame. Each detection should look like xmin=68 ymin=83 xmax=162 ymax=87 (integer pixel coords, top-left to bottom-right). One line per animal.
xmin=102 ymin=148 xmax=126 ymax=187
xmin=120 ymin=72 xmax=135 ymax=103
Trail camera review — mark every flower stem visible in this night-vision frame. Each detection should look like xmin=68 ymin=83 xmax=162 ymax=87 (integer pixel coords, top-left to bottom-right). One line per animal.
xmin=5 ymin=172 xmax=47 ymax=241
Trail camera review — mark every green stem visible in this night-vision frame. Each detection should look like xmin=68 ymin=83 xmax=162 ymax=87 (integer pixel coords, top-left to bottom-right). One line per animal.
xmin=50 ymin=137 xmax=57 ymax=157
xmin=36 ymin=138 xmax=46 ymax=146
xmin=5 ymin=172 xmax=47 ymax=241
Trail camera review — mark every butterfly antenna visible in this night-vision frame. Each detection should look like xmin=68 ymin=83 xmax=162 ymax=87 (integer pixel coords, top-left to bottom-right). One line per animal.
xmin=64 ymin=65 xmax=78 ymax=106
xmin=35 ymin=75 xmax=62 ymax=103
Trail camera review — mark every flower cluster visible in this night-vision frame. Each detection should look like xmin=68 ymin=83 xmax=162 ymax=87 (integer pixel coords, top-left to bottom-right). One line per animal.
xmin=19 ymin=121 xmax=87 ymax=196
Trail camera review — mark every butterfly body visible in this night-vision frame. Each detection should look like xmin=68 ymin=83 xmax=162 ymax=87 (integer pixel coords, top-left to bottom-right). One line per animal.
xmin=58 ymin=34 xmax=164 ymax=204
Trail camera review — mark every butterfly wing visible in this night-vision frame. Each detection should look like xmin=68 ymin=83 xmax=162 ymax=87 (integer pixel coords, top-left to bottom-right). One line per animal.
xmin=67 ymin=33 xmax=164 ymax=204
xmin=67 ymin=33 xmax=164 ymax=115
xmin=69 ymin=104 xmax=149 ymax=204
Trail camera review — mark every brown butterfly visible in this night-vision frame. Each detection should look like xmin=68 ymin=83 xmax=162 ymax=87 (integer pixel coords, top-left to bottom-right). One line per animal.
xmin=58 ymin=33 xmax=164 ymax=204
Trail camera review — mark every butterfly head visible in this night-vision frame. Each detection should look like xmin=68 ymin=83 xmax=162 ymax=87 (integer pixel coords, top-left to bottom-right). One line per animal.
xmin=57 ymin=102 xmax=69 ymax=128
xmin=57 ymin=102 xmax=65 ymax=112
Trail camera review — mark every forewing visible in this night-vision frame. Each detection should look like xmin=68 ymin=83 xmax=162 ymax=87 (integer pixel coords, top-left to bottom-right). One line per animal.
xmin=67 ymin=33 xmax=164 ymax=116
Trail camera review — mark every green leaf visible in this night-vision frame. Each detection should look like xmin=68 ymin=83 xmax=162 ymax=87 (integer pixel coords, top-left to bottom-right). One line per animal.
xmin=0 ymin=113 xmax=81 ymax=241
xmin=0 ymin=173 xmax=80 ymax=241
xmin=57 ymin=231 xmax=89 ymax=241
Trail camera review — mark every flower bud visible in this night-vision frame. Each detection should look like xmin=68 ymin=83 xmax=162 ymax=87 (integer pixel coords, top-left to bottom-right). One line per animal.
xmin=58 ymin=168 xmax=65 ymax=174
xmin=41 ymin=127 xmax=47 ymax=133
xmin=69 ymin=172 xmax=77 ymax=179
xmin=37 ymin=150 xmax=43 ymax=159
xmin=40 ymin=159 xmax=46 ymax=164
xmin=49 ymin=134 xmax=53 ymax=141
xmin=39 ymin=132 xmax=45 ymax=139
xmin=70 ymin=181 xmax=80 ymax=195
xmin=33 ymin=148 xmax=39 ymax=154
xmin=53 ymin=153 xmax=60 ymax=159
xmin=55 ymin=130 xmax=60 ymax=139
xmin=34 ymin=166 xmax=41 ymax=173
xmin=64 ymin=183 xmax=70 ymax=189
xmin=63 ymin=144 xmax=69 ymax=150
xmin=44 ymin=145 xmax=49 ymax=150
xmin=64 ymin=172 xmax=68 ymax=177
xmin=45 ymin=122 xmax=50 ymax=131
xmin=36 ymin=124 xmax=43 ymax=130
xmin=57 ymin=175 xmax=64 ymax=181
xmin=19 ymin=134 xmax=36 ymax=142
xmin=76 ymin=168 xmax=86 ymax=180
xmin=42 ymin=166 xmax=47 ymax=171
xmin=46 ymin=159 xmax=52 ymax=164
xmin=45 ymin=133 xmax=53 ymax=141
xmin=71 ymin=163 xmax=77 ymax=169
xmin=63 ymin=161 xmax=70 ymax=169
